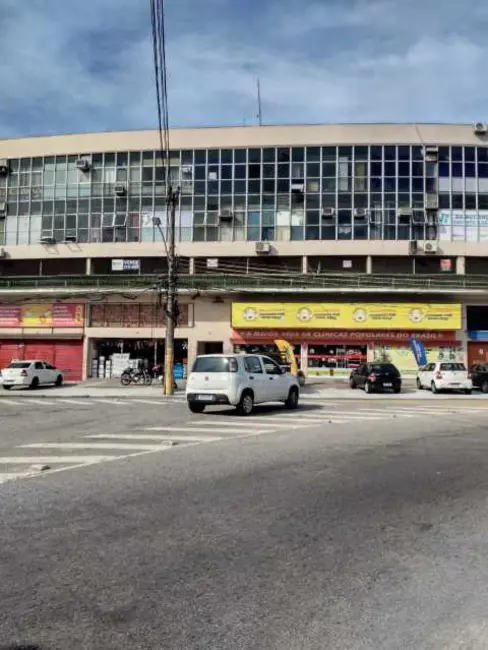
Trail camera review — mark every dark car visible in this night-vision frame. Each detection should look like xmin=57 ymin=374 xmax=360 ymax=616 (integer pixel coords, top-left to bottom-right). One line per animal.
xmin=350 ymin=362 xmax=402 ymax=394
xmin=471 ymin=363 xmax=488 ymax=392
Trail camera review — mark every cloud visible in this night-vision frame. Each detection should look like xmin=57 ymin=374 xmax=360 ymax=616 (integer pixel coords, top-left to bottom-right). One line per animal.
xmin=0 ymin=0 xmax=487 ymax=137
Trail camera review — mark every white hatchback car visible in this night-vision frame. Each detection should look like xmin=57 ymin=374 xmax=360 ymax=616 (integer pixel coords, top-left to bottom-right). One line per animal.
xmin=1 ymin=360 xmax=64 ymax=390
xmin=416 ymin=361 xmax=472 ymax=394
xmin=186 ymin=353 xmax=300 ymax=415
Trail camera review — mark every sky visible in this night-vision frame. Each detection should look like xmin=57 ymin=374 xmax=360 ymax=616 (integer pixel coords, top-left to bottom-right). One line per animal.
xmin=1 ymin=0 xmax=488 ymax=137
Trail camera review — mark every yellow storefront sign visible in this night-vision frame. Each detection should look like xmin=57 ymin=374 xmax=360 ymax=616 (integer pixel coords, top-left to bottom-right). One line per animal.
xmin=231 ymin=303 xmax=462 ymax=331
xmin=21 ymin=304 xmax=54 ymax=327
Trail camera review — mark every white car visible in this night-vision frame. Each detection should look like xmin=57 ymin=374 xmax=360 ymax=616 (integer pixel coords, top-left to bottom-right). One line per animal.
xmin=186 ymin=353 xmax=300 ymax=415
xmin=1 ymin=360 xmax=64 ymax=390
xmin=416 ymin=361 xmax=472 ymax=394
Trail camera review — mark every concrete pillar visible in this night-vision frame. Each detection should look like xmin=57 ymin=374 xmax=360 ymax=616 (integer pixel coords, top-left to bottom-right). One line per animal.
xmin=366 ymin=255 xmax=373 ymax=274
xmin=456 ymin=256 xmax=466 ymax=275
xmin=86 ymin=258 xmax=92 ymax=275
xmin=302 ymin=256 xmax=308 ymax=274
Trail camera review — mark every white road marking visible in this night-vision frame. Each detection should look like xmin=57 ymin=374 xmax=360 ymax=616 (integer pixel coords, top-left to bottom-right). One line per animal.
xmin=86 ymin=433 xmax=224 ymax=442
xmin=144 ymin=426 xmax=273 ymax=433
xmin=130 ymin=399 xmax=171 ymax=405
xmin=0 ymin=456 xmax=118 ymax=464
xmin=20 ymin=442 xmax=170 ymax=451
xmin=58 ymin=399 xmax=92 ymax=405
xmin=294 ymin=412 xmax=388 ymax=420
xmin=0 ymin=472 xmax=31 ymax=483
xmin=0 ymin=399 xmax=23 ymax=406
xmin=23 ymin=399 xmax=57 ymax=406
xmin=90 ymin=399 xmax=123 ymax=405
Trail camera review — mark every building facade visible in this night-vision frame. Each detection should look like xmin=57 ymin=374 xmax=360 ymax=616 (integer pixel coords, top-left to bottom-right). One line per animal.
xmin=1 ymin=122 xmax=488 ymax=380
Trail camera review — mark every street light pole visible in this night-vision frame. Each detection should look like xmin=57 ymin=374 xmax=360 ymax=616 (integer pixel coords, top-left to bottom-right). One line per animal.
xmin=163 ymin=185 xmax=179 ymax=395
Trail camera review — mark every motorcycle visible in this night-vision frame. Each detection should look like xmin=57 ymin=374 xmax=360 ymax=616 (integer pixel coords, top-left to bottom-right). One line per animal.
xmin=120 ymin=366 xmax=152 ymax=386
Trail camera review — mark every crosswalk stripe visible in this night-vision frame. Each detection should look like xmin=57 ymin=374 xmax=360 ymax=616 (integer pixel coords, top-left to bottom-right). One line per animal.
xmin=0 ymin=399 xmax=23 ymax=406
xmin=86 ymin=433 xmax=223 ymax=442
xmin=0 ymin=456 xmax=118 ymax=464
xmin=22 ymin=399 xmax=57 ymax=406
xmin=295 ymin=412 xmax=390 ymax=420
xmin=0 ymin=472 xmax=31 ymax=483
xmin=20 ymin=442 xmax=171 ymax=451
xmin=130 ymin=399 xmax=170 ymax=405
xmin=143 ymin=426 xmax=273 ymax=433
xmin=59 ymin=399 xmax=92 ymax=405
xmin=90 ymin=399 xmax=123 ymax=405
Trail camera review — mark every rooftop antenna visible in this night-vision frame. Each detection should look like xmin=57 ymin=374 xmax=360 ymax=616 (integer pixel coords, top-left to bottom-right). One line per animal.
xmin=256 ymin=78 xmax=263 ymax=126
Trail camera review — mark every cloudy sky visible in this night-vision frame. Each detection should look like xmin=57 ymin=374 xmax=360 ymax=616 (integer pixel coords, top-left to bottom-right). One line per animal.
xmin=1 ymin=0 xmax=487 ymax=137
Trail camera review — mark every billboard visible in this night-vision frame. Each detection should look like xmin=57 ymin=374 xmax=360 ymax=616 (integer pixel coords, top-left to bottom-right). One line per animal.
xmin=231 ymin=303 xmax=462 ymax=331
xmin=0 ymin=303 xmax=84 ymax=328
xmin=438 ymin=210 xmax=488 ymax=242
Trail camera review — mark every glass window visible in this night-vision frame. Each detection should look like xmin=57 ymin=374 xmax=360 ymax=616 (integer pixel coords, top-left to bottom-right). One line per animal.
xmin=234 ymin=149 xmax=246 ymax=164
xmin=370 ymin=146 xmax=382 ymax=160
xmin=243 ymin=356 xmax=263 ymax=374
xmin=248 ymin=149 xmax=261 ymax=163
xmin=208 ymin=150 xmax=219 ymax=164
xmin=354 ymin=146 xmax=368 ymax=160
xmin=291 ymin=147 xmax=304 ymax=162
xmin=384 ymin=146 xmax=396 ymax=160
xmin=194 ymin=150 xmax=206 ymax=165
xmin=322 ymin=147 xmax=336 ymax=161
xmin=277 ymin=147 xmax=290 ymax=162
xmin=451 ymin=147 xmax=463 ymax=161
xmin=398 ymin=146 xmax=410 ymax=161
xmin=306 ymin=147 xmax=320 ymax=161
xmin=263 ymin=148 xmax=275 ymax=163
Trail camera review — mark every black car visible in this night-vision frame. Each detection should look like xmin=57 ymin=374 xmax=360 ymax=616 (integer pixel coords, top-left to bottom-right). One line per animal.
xmin=471 ymin=364 xmax=488 ymax=392
xmin=350 ymin=362 xmax=402 ymax=394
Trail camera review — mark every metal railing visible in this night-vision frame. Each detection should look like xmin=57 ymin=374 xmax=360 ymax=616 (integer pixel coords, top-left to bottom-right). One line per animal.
xmin=0 ymin=273 xmax=488 ymax=292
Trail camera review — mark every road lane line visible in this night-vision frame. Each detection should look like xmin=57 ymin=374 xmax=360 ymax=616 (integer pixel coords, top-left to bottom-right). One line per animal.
xmin=19 ymin=442 xmax=170 ymax=451
xmin=58 ymin=399 xmax=93 ymax=405
xmin=86 ymin=433 xmax=224 ymax=442
xmin=143 ymin=426 xmax=273 ymax=433
xmin=90 ymin=399 xmax=123 ymax=405
xmin=0 ymin=472 xmax=31 ymax=483
xmin=22 ymin=399 xmax=57 ymax=406
xmin=0 ymin=399 xmax=23 ymax=406
xmin=0 ymin=456 xmax=118 ymax=464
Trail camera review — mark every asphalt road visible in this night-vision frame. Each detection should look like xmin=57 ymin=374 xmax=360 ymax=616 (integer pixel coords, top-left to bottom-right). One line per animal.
xmin=2 ymin=400 xmax=488 ymax=649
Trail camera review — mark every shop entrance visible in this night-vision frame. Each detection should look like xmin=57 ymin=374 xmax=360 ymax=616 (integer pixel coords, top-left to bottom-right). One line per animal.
xmin=90 ymin=338 xmax=188 ymax=378
xmin=197 ymin=341 xmax=224 ymax=355
xmin=307 ymin=344 xmax=367 ymax=376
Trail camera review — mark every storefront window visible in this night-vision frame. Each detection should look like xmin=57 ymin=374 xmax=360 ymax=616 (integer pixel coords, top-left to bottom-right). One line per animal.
xmin=307 ymin=345 xmax=367 ymax=375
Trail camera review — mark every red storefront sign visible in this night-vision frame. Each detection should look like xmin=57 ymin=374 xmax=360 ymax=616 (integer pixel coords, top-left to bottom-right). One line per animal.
xmin=0 ymin=305 xmax=22 ymax=327
xmin=0 ymin=303 xmax=84 ymax=328
xmin=232 ymin=329 xmax=458 ymax=345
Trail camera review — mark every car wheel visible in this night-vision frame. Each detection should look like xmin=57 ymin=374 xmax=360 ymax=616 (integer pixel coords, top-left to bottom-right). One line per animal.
xmin=416 ymin=378 xmax=422 ymax=390
xmin=55 ymin=375 xmax=63 ymax=387
xmin=364 ymin=381 xmax=372 ymax=394
xmin=350 ymin=377 xmax=357 ymax=389
xmin=482 ymin=381 xmax=488 ymax=394
xmin=394 ymin=384 xmax=402 ymax=394
xmin=188 ymin=402 xmax=205 ymax=414
xmin=285 ymin=387 xmax=299 ymax=409
xmin=431 ymin=381 xmax=438 ymax=394
xmin=30 ymin=377 xmax=39 ymax=390
xmin=2 ymin=385 xmax=11 ymax=390
xmin=465 ymin=389 xmax=472 ymax=395
xmin=237 ymin=390 xmax=254 ymax=416
xmin=297 ymin=371 xmax=306 ymax=387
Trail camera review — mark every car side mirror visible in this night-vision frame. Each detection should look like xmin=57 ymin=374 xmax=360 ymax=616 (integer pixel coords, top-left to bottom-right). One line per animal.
xmin=281 ymin=367 xmax=287 ymax=374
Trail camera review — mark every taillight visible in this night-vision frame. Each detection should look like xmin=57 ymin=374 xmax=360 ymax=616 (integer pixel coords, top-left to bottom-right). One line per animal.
xmin=435 ymin=371 xmax=443 ymax=380
xmin=20 ymin=369 xmax=27 ymax=377
xmin=369 ymin=374 xmax=376 ymax=381
xmin=468 ymin=372 xmax=472 ymax=379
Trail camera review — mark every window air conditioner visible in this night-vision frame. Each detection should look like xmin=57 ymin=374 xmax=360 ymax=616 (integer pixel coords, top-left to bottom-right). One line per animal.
xmin=423 ymin=146 xmax=438 ymax=162
xmin=0 ymin=202 xmax=6 ymax=217
xmin=0 ymin=159 xmax=9 ymax=175
xmin=76 ymin=158 xmax=91 ymax=171
xmin=425 ymin=194 xmax=439 ymax=210
xmin=474 ymin=122 xmax=488 ymax=135
xmin=115 ymin=184 xmax=127 ymax=196
xmin=0 ymin=247 xmax=6 ymax=258
xmin=422 ymin=241 xmax=438 ymax=254
xmin=39 ymin=235 xmax=56 ymax=245
xmin=353 ymin=208 xmax=367 ymax=218
xmin=409 ymin=240 xmax=418 ymax=255
xmin=255 ymin=241 xmax=271 ymax=254
xmin=63 ymin=235 xmax=77 ymax=243
xmin=219 ymin=209 xmax=233 ymax=221
xmin=321 ymin=207 xmax=335 ymax=218
xmin=397 ymin=207 xmax=413 ymax=217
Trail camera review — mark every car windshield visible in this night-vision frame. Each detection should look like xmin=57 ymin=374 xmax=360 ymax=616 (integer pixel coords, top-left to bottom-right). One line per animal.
xmin=192 ymin=356 xmax=234 ymax=373
xmin=440 ymin=363 xmax=466 ymax=371
xmin=7 ymin=362 xmax=30 ymax=369
xmin=371 ymin=363 xmax=398 ymax=374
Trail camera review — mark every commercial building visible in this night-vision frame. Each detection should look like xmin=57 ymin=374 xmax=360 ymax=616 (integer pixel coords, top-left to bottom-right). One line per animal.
xmin=1 ymin=122 xmax=488 ymax=379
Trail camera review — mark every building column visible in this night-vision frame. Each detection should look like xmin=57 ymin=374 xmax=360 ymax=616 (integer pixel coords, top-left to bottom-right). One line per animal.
xmin=366 ymin=255 xmax=373 ymax=274
xmin=86 ymin=258 xmax=92 ymax=275
xmin=456 ymin=256 xmax=466 ymax=275
xmin=302 ymin=256 xmax=308 ymax=274
xmin=189 ymin=257 xmax=195 ymax=274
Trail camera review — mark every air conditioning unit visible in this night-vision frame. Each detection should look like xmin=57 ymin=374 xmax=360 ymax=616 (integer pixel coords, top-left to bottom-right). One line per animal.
xmin=0 ymin=247 xmax=6 ymax=258
xmin=255 ymin=241 xmax=271 ymax=254
xmin=321 ymin=207 xmax=335 ymax=218
xmin=423 ymin=146 xmax=438 ymax=162
xmin=474 ymin=122 xmax=488 ymax=135
xmin=422 ymin=241 xmax=439 ymax=254
xmin=409 ymin=240 xmax=418 ymax=255
xmin=353 ymin=208 xmax=367 ymax=218
xmin=115 ymin=184 xmax=127 ymax=196
xmin=63 ymin=235 xmax=77 ymax=243
xmin=76 ymin=158 xmax=91 ymax=171
xmin=39 ymin=235 xmax=56 ymax=245
xmin=397 ymin=207 xmax=413 ymax=217
xmin=425 ymin=194 xmax=439 ymax=210
xmin=219 ymin=209 xmax=233 ymax=221
xmin=291 ymin=182 xmax=304 ymax=192
xmin=0 ymin=159 xmax=9 ymax=176
xmin=0 ymin=202 xmax=6 ymax=217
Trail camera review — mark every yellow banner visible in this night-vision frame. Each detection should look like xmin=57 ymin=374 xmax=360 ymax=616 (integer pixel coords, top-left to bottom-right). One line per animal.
xmin=232 ymin=303 xmax=462 ymax=331
xmin=21 ymin=304 xmax=54 ymax=327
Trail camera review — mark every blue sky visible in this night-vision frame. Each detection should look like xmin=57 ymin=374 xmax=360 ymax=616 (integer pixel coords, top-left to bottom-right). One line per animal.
xmin=1 ymin=0 xmax=488 ymax=137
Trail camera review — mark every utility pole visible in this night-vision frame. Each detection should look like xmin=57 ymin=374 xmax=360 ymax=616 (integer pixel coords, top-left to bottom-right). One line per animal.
xmin=163 ymin=184 xmax=179 ymax=395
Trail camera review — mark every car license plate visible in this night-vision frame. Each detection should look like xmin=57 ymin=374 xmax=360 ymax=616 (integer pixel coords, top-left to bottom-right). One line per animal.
xmin=383 ymin=382 xmax=392 ymax=387
xmin=197 ymin=394 xmax=212 ymax=401
xmin=450 ymin=383 xmax=460 ymax=386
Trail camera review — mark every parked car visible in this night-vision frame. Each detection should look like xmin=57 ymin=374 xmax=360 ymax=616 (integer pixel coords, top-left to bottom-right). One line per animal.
xmin=349 ymin=362 xmax=402 ymax=394
xmin=1 ymin=360 xmax=64 ymax=390
xmin=470 ymin=364 xmax=488 ymax=393
xmin=186 ymin=354 xmax=300 ymax=415
xmin=416 ymin=362 xmax=472 ymax=394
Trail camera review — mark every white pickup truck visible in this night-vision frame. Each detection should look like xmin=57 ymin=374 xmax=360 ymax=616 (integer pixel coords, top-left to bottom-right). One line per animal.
xmin=186 ymin=354 xmax=300 ymax=415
